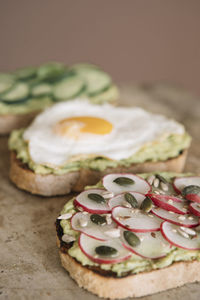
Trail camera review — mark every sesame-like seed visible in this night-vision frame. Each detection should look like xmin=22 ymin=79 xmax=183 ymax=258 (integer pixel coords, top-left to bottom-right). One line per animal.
xmin=153 ymin=178 xmax=159 ymax=188
xmin=178 ymin=229 xmax=189 ymax=239
xmin=172 ymin=229 xmax=177 ymax=233
xmin=188 ymin=216 xmax=194 ymax=220
xmin=169 ymin=211 xmax=175 ymax=214
xmin=178 ymin=215 xmax=186 ymax=220
xmin=167 ymin=199 xmax=174 ymax=204
xmin=160 ymin=182 xmax=169 ymax=191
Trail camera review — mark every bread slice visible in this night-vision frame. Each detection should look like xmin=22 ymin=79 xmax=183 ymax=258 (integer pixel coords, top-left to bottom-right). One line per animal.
xmin=0 ymin=112 xmax=38 ymax=135
xmin=10 ymin=150 xmax=188 ymax=196
xmin=56 ymin=228 xmax=200 ymax=299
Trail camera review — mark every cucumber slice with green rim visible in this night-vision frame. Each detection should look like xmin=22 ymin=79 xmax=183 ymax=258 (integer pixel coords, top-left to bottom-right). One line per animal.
xmin=53 ymin=76 xmax=85 ymax=100
xmin=14 ymin=66 xmax=37 ymax=80
xmin=76 ymin=68 xmax=112 ymax=96
xmin=0 ymin=73 xmax=15 ymax=95
xmin=0 ymin=82 xmax=29 ymax=104
xmin=31 ymin=83 xmax=52 ymax=97
xmin=37 ymin=62 xmax=66 ymax=81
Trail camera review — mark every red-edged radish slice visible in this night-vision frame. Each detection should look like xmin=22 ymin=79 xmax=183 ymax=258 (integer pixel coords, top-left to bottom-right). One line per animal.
xmin=103 ymin=174 xmax=151 ymax=195
xmin=108 ymin=192 xmax=146 ymax=209
xmin=152 ymin=207 xmax=199 ymax=227
xmin=75 ymin=189 xmax=110 ymax=213
xmin=161 ymin=221 xmax=200 ymax=250
xmin=112 ymin=206 xmax=161 ymax=232
xmin=189 ymin=202 xmax=200 ymax=217
xmin=79 ymin=233 xmax=131 ymax=264
xmin=71 ymin=212 xmax=116 ymax=241
xmin=121 ymin=229 xmax=171 ymax=259
xmin=148 ymin=194 xmax=188 ymax=214
xmin=173 ymin=176 xmax=200 ymax=194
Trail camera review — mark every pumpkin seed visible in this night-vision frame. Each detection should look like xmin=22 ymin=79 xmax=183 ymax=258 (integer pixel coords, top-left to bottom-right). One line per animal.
xmin=88 ymin=193 xmax=106 ymax=203
xmin=182 ymin=185 xmax=200 ymax=196
xmin=140 ymin=196 xmax=153 ymax=213
xmin=90 ymin=214 xmax=106 ymax=225
xmin=113 ymin=177 xmax=135 ymax=186
xmin=156 ymin=174 xmax=168 ymax=184
xmin=95 ymin=245 xmax=117 ymax=256
xmin=124 ymin=192 xmax=138 ymax=208
xmin=123 ymin=231 xmax=140 ymax=247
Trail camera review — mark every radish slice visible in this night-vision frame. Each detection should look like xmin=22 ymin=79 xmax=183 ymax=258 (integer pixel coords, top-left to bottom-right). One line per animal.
xmin=71 ymin=212 xmax=116 ymax=241
xmin=173 ymin=176 xmax=200 ymax=194
xmin=79 ymin=233 xmax=131 ymax=264
xmin=121 ymin=229 xmax=171 ymax=259
xmin=108 ymin=192 xmax=146 ymax=209
xmin=112 ymin=206 xmax=162 ymax=232
xmin=103 ymin=174 xmax=151 ymax=195
xmin=148 ymin=194 xmax=188 ymax=214
xmin=75 ymin=189 xmax=110 ymax=213
xmin=152 ymin=207 xmax=199 ymax=227
xmin=189 ymin=202 xmax=200 ymax=217
xmin=161 ymin=221 xmax=200 ymax=250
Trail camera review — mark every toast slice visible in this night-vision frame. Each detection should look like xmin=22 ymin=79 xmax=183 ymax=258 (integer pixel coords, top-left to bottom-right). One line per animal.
xmin=10 ymin=150 xmax=188 ymax=196
xmin=56 ymin=172 xmax=200 ymax=299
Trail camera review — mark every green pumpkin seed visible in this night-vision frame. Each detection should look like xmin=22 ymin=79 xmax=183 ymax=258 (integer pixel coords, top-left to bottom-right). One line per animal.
xmin=182 ymin=185 xmax=200 ymax=196
xmin=113 ymin=177 xmax=135 ymax=186
xmin=123 ymin=231 xmax=140 ymax=247
xmin=95 ymin=245 xmax=117 ymax=256
xmin=90 ymin=214 xmax=106 ymax=225
xmin=140 ymin=196 xmax=153 ymax=213
xmin=155 ymin=174 xmax=168 ymax=184
xmin=88 ymin=193 xmax=106 ymax=203
xmin=124 ymin=193 xmax=138 ymax=208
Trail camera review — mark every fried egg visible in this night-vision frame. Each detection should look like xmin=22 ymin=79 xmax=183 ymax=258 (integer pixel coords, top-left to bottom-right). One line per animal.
xmin=23 ymin=98 xmax=185 ymax=167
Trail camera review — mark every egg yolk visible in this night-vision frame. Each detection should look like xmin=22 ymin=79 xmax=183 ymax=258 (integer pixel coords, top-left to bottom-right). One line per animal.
xmin=54 ymin=116 xmax=113 ymax=138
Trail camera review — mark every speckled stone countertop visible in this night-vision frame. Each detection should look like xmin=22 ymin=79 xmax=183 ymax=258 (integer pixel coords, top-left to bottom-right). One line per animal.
xmin=0 ymin=84 xmax=200 ymax=300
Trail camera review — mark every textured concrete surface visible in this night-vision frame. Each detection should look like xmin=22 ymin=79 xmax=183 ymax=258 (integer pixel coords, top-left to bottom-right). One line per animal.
xmin=0 ymin=84 xmax=200 ymax=300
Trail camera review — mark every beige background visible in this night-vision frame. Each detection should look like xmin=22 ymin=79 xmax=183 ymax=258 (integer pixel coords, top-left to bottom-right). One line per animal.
xmin=1 ymin=0 xmax=200 ymax=96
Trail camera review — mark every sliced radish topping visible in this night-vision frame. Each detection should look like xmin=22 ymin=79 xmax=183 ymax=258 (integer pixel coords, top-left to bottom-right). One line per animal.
xmin=161 ymin=221 xmax=200 ymax=250
xmin=79 ymin=233 xmax=131 ymax=264
xmin=108 ymin=192 xmax=146 ymax=209
xmin=152 ymin=207 xmax=199 ymax=227
xmin=121 ymin=229 xmax=171 ymax=259
xmin=148 ymin=194 xmax=188 ymax=214
xmin=112 ymin=206 xmax=162 ymax=232
xmin=75 ymin=189 xmax=110 ymax=213
xmin=103 ymin=174 xmax=151 ymax=195
xmin=71 ymin=212 xmax=116 ymax=241
xmin=189 ymin=202 xmax=200 ymax=217
xmin=173 ymin=176 xmax=200 ymax=193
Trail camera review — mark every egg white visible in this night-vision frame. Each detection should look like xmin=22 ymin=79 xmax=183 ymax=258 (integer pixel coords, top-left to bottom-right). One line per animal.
xmin=23 ymin=98 xmax=185 ymax=167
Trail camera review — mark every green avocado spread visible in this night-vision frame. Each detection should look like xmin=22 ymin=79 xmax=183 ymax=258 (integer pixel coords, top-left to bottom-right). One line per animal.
xmin=59 ymin=173 xmax=200 ymax=277
xmin=9 ymin=129 xmax=191 ymax=175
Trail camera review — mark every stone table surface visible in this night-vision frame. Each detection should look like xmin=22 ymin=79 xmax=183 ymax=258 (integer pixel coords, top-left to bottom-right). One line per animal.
xmin=0 ymin=84 xmax=200 ymax=300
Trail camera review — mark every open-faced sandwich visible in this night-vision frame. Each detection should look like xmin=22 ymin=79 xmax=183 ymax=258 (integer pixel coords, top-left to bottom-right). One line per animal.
xmin=56 ymin=172 xmax=200 ymax=299
xmin=9 ymin=99 xmax=191 ymax=196
xmin=0 ymin=62 xmax=118 ymax=134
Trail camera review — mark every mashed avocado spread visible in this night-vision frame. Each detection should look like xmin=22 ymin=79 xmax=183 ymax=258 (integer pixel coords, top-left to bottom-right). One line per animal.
xmin=59 ymin=173 xmax=200 ymax=277
xmin=9 ymin=129 xmax=191 ymax=175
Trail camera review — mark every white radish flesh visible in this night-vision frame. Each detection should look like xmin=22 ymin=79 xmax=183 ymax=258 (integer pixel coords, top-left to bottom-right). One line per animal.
xmin=173 ymin=176 xmax=200 ymax=194
xmin=148 ymin=194 xmax=188 ymax=214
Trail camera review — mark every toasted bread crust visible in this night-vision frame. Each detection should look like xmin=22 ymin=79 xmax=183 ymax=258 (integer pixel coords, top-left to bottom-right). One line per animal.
xmin=0 ymin=112 xmax=38 ymax=135
xmin=56 ymin=235 xmax=200 ymax=299
xmin=10 ymin=150 xmax=188 ymax=196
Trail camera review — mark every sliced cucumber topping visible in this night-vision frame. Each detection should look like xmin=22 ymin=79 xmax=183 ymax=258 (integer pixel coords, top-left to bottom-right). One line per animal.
xmin=76 ymin=68 xmax=112 ymax=96
xmin=31 ymin=83 xmax=52 ymax=97
xmin=37 ymin=62 xmax=66 ymax=81
xmin=0 ymin=82 xmax=29 ymax=103
xmin=53 ymin=76 xmax=85 ymax=100
xmin=14 ymin=66 xmax=37 ymax=80
xmin=0 ymin=73 xmax=15 ymax=95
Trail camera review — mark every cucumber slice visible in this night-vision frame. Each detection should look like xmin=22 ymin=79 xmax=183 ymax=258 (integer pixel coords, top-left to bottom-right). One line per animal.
xmin=0 ymin=73 xmax=15 ymax=95
xmin=31 ymin=83 xmax=52 ymax=97
xmin=0 ymin=82 xmax=29 ymax=104
xmin=53 ymin=76 xmax=85 ymax=100
xmin=76 ymin=68 xmax=112 ymax=96
xmin=37 ymin=62 xmax=66 ymax=81
xmin=14 ymin=66 xmax=37 ymax=80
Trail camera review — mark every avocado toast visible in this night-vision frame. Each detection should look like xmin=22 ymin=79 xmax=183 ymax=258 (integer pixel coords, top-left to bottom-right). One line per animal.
xmin=56 ymin=172 xmax=200 ymax=299
xmin=8 ymin=99 xmax=191 ymax=196
xmin=0 ymin=62 xmax=118 ymax=134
